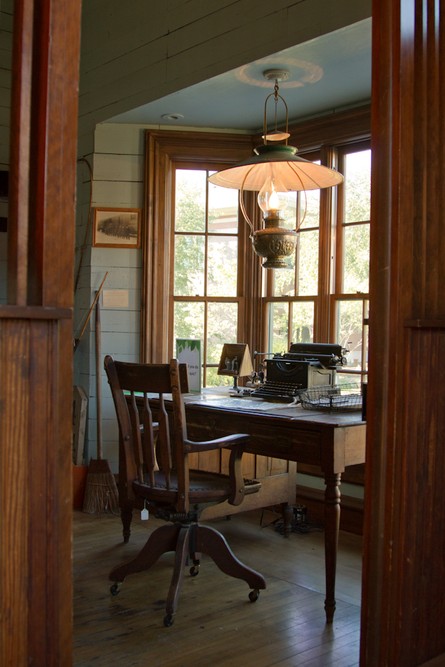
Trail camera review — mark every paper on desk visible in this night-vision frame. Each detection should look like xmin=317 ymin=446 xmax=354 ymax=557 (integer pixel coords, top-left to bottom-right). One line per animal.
xmin=187 ymin=396 xmax=298 ymax=412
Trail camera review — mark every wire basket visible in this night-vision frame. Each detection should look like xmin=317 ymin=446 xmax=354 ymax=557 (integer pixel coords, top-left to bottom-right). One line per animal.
xmin=298 ymin=383 xmax=363 ymax=412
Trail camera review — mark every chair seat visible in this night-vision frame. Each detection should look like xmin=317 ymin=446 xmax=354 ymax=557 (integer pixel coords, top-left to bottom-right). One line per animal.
xmin=133 ymin=469 xmax=232 ymax=506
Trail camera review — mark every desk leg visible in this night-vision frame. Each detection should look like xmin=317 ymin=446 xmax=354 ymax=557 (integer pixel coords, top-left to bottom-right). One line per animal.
xmin=282 ymin=502 xmax=293 ymax=537
xmin=324 ymin=472 xmax=341 ymax=623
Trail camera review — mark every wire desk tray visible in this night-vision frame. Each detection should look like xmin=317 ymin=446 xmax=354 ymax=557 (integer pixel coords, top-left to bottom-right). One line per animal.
xmin=298 ymin=383 xmax=363 ymax=412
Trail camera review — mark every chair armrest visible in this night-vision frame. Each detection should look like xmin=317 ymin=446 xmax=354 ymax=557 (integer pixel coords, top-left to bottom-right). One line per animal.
xmin=185 ymin=434 xmax=253 ymax=505
xmin=184 ymin=433 xmax=250 ymax=454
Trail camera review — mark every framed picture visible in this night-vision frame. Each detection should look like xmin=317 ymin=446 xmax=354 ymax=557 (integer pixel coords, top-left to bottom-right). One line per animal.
xmin=93 ymin=207 xmax=141 ymax=248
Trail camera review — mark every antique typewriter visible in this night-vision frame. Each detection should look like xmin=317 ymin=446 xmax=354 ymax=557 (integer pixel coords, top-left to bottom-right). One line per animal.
xmin=251 ymin=343 xmax=346 ymax=403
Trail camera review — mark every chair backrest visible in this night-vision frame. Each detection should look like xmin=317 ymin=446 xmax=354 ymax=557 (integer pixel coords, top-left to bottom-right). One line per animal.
xmin=104 ymin=355 xmax=190 ymax=513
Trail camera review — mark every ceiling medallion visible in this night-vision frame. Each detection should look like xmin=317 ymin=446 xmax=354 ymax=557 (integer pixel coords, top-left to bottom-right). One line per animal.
xmin=236 ymin=56 xmax=323 ymax=89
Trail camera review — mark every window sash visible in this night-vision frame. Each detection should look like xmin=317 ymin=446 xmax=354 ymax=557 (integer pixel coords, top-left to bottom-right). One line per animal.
xmin=264 ymin=140 xmax=371 ymax=384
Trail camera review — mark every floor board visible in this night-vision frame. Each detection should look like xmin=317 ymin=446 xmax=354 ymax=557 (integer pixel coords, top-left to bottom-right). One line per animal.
xmin=73 ymin=509 xmax=362 ymax=666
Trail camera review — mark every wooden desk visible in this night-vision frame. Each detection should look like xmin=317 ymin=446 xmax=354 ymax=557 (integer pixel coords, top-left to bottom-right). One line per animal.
xmin=182 ymin=391 xmax=366 ymax=623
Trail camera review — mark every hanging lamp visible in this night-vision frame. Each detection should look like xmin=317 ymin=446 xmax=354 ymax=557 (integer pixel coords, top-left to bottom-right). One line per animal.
xmin=208 ymin=69 xmax=344 ymax=268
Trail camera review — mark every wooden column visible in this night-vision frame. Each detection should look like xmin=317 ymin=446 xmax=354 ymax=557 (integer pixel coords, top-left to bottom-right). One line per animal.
xmin=361 ymin=0 xmax=445 ymax=664
xmin=0 ymin=1 xmax=81 ymax=665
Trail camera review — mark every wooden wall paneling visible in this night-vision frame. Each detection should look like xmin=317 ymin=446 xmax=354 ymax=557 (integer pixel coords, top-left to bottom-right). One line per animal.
xmin=361 ymin=0 xmax=445 ymax=664
xmin=287 ymin=105 xmax=371 ymax=154
xmin=7 ymin=0 xmax=32 ymax=305
xmin=0 ymin=0 xmax=81 ymax=665
xmin=1 ymin=318 xmax=30 ymax=666
xmin=397 ymin=325 xmax=445 ymax=660
xmin=0 ymin=2 xmax=13 ymax=163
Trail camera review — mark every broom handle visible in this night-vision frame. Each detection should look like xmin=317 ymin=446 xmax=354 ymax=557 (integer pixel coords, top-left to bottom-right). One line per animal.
xmin=74 ymin=271 xmax=108 ymax=349
xmin=95 ymin=294 xmax=103 ymax=460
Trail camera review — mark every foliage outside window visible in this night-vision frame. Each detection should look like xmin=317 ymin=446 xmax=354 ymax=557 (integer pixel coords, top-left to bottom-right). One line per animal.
xmin=334 ymin=146 xmax=370 ymax=382
xmin=173 ymin=168 xmax=241 ymax=386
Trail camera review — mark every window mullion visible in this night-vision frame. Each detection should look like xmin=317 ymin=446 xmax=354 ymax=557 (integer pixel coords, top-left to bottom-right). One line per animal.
xmin=316 ymin=147 xmax=335 ymax=341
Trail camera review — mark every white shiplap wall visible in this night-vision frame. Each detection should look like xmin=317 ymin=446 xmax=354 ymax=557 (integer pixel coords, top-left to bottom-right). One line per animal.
xmin=75 ymin=124 xmax=145 ymax=470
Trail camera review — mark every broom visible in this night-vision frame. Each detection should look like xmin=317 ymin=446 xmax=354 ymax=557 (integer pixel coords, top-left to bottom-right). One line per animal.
xmin=83 ymin=293 xmax=119 ymax=513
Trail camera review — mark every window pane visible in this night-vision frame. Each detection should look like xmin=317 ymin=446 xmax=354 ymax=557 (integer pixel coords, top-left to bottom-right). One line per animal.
xmin=207 ymin=368 xmax=233 ymax=387
xmin=208 ymin=181 xmax=239 ymax=234
xmin=297 ymin=229 xmax=319 ymax=295
xmin=344 ymin=150 xmax=371 ymax=223
xmin=174 ymin=302 xmax=204 ymax=343
xmin=207 ymin=302 xmax=238 ymax=363
xmin=273 ymin=267 xmax=296 ymax=297
xmin=336 ymin=300 xmax=367 ymax=371
xmin=206 ymin=302 xmax=238 ymax=387
xmin=291 ymin=302 xmax=314 ymax=344
xmin=280 ymin=191 xmax=297 ymax=230
xmin=174 ymin=235 xmax=205 ymax=296
xmin=336 ymin=373 xmax=359 ymax=387
xmin=207 ymin=236 xmax=238 ymax=296
xmin=175 ymin=169 xmax=206 ymax=232
xmin=343 ymin=224 xmax=370 ymax=293
xmin=298 ymin=187 xmax=320 ymax=230
xmin=269 ymin=302 xmax=289 ymax=354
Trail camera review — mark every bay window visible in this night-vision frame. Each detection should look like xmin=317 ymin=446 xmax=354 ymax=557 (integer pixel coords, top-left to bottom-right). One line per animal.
xmin=142 ymin=107 xmax=371 ymax=387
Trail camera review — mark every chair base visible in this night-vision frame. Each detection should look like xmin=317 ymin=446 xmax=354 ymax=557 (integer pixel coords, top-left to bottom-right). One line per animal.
xmin=109 ymin=521 xmax=266 ymax=625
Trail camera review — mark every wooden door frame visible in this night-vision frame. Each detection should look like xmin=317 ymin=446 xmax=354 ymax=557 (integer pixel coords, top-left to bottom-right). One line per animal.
xmin=0 ymin=1 xmax=81 ymax=665
xmin=360 ymin=0 xmax=445 ymax=664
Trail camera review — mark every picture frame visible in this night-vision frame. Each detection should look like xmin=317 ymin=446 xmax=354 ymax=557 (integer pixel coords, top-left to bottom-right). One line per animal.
xmin=93 ymin=207 xmax=141 ymax=248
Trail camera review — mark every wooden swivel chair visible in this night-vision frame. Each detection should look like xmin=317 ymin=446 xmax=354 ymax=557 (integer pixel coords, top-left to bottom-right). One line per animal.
xmin=104 ymin=355 xmax=266 ymax=627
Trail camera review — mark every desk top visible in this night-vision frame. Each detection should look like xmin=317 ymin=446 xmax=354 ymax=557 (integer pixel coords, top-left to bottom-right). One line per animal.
xmin=183 ymin=388 xmax=365 ymax=429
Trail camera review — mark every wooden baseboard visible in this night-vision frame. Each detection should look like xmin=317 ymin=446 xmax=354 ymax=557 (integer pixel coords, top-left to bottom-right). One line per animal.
xmin=296 ymin=486 xmax=364 ymax=535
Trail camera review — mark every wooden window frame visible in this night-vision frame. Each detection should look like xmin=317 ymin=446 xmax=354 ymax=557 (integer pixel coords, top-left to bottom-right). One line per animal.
xmin=171 ymin=161 xmax=247 ymax=385
xmin=142 ymin=130 xmax=256 ymax=362
xmin=142 ymin=108 xmax=370 ymax=364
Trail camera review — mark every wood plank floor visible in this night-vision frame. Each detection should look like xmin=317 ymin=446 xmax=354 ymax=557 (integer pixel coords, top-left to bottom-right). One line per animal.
xmin=73 ymin=509 xmax=362 ymax=667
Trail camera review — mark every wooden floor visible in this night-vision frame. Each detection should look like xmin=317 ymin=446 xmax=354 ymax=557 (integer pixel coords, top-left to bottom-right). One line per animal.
xmin=73 ymin=509 xmax=362 ymax=667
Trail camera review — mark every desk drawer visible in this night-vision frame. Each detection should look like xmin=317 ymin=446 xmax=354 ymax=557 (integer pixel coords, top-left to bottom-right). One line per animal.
xmin=186 ymin=411 xmax=322 ymax=466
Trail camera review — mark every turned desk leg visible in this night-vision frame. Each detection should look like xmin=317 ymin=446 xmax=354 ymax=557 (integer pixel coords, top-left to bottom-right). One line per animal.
xmin=282 ymin=502 xmax=293 ymax=537
xmin=324 ymin=472 xmax=341 ymax=623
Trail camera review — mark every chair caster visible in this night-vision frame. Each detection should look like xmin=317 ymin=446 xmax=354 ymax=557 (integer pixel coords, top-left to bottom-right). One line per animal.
xmin=189 ymin=560 xmax=200 ymax=577
xmin=249 ymin=589 xmax=260 ymax=603
xmin=164 ymin=613 xmax=174 ymax=627
xmin=110 ymin=582 xmax=121 ymax=596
